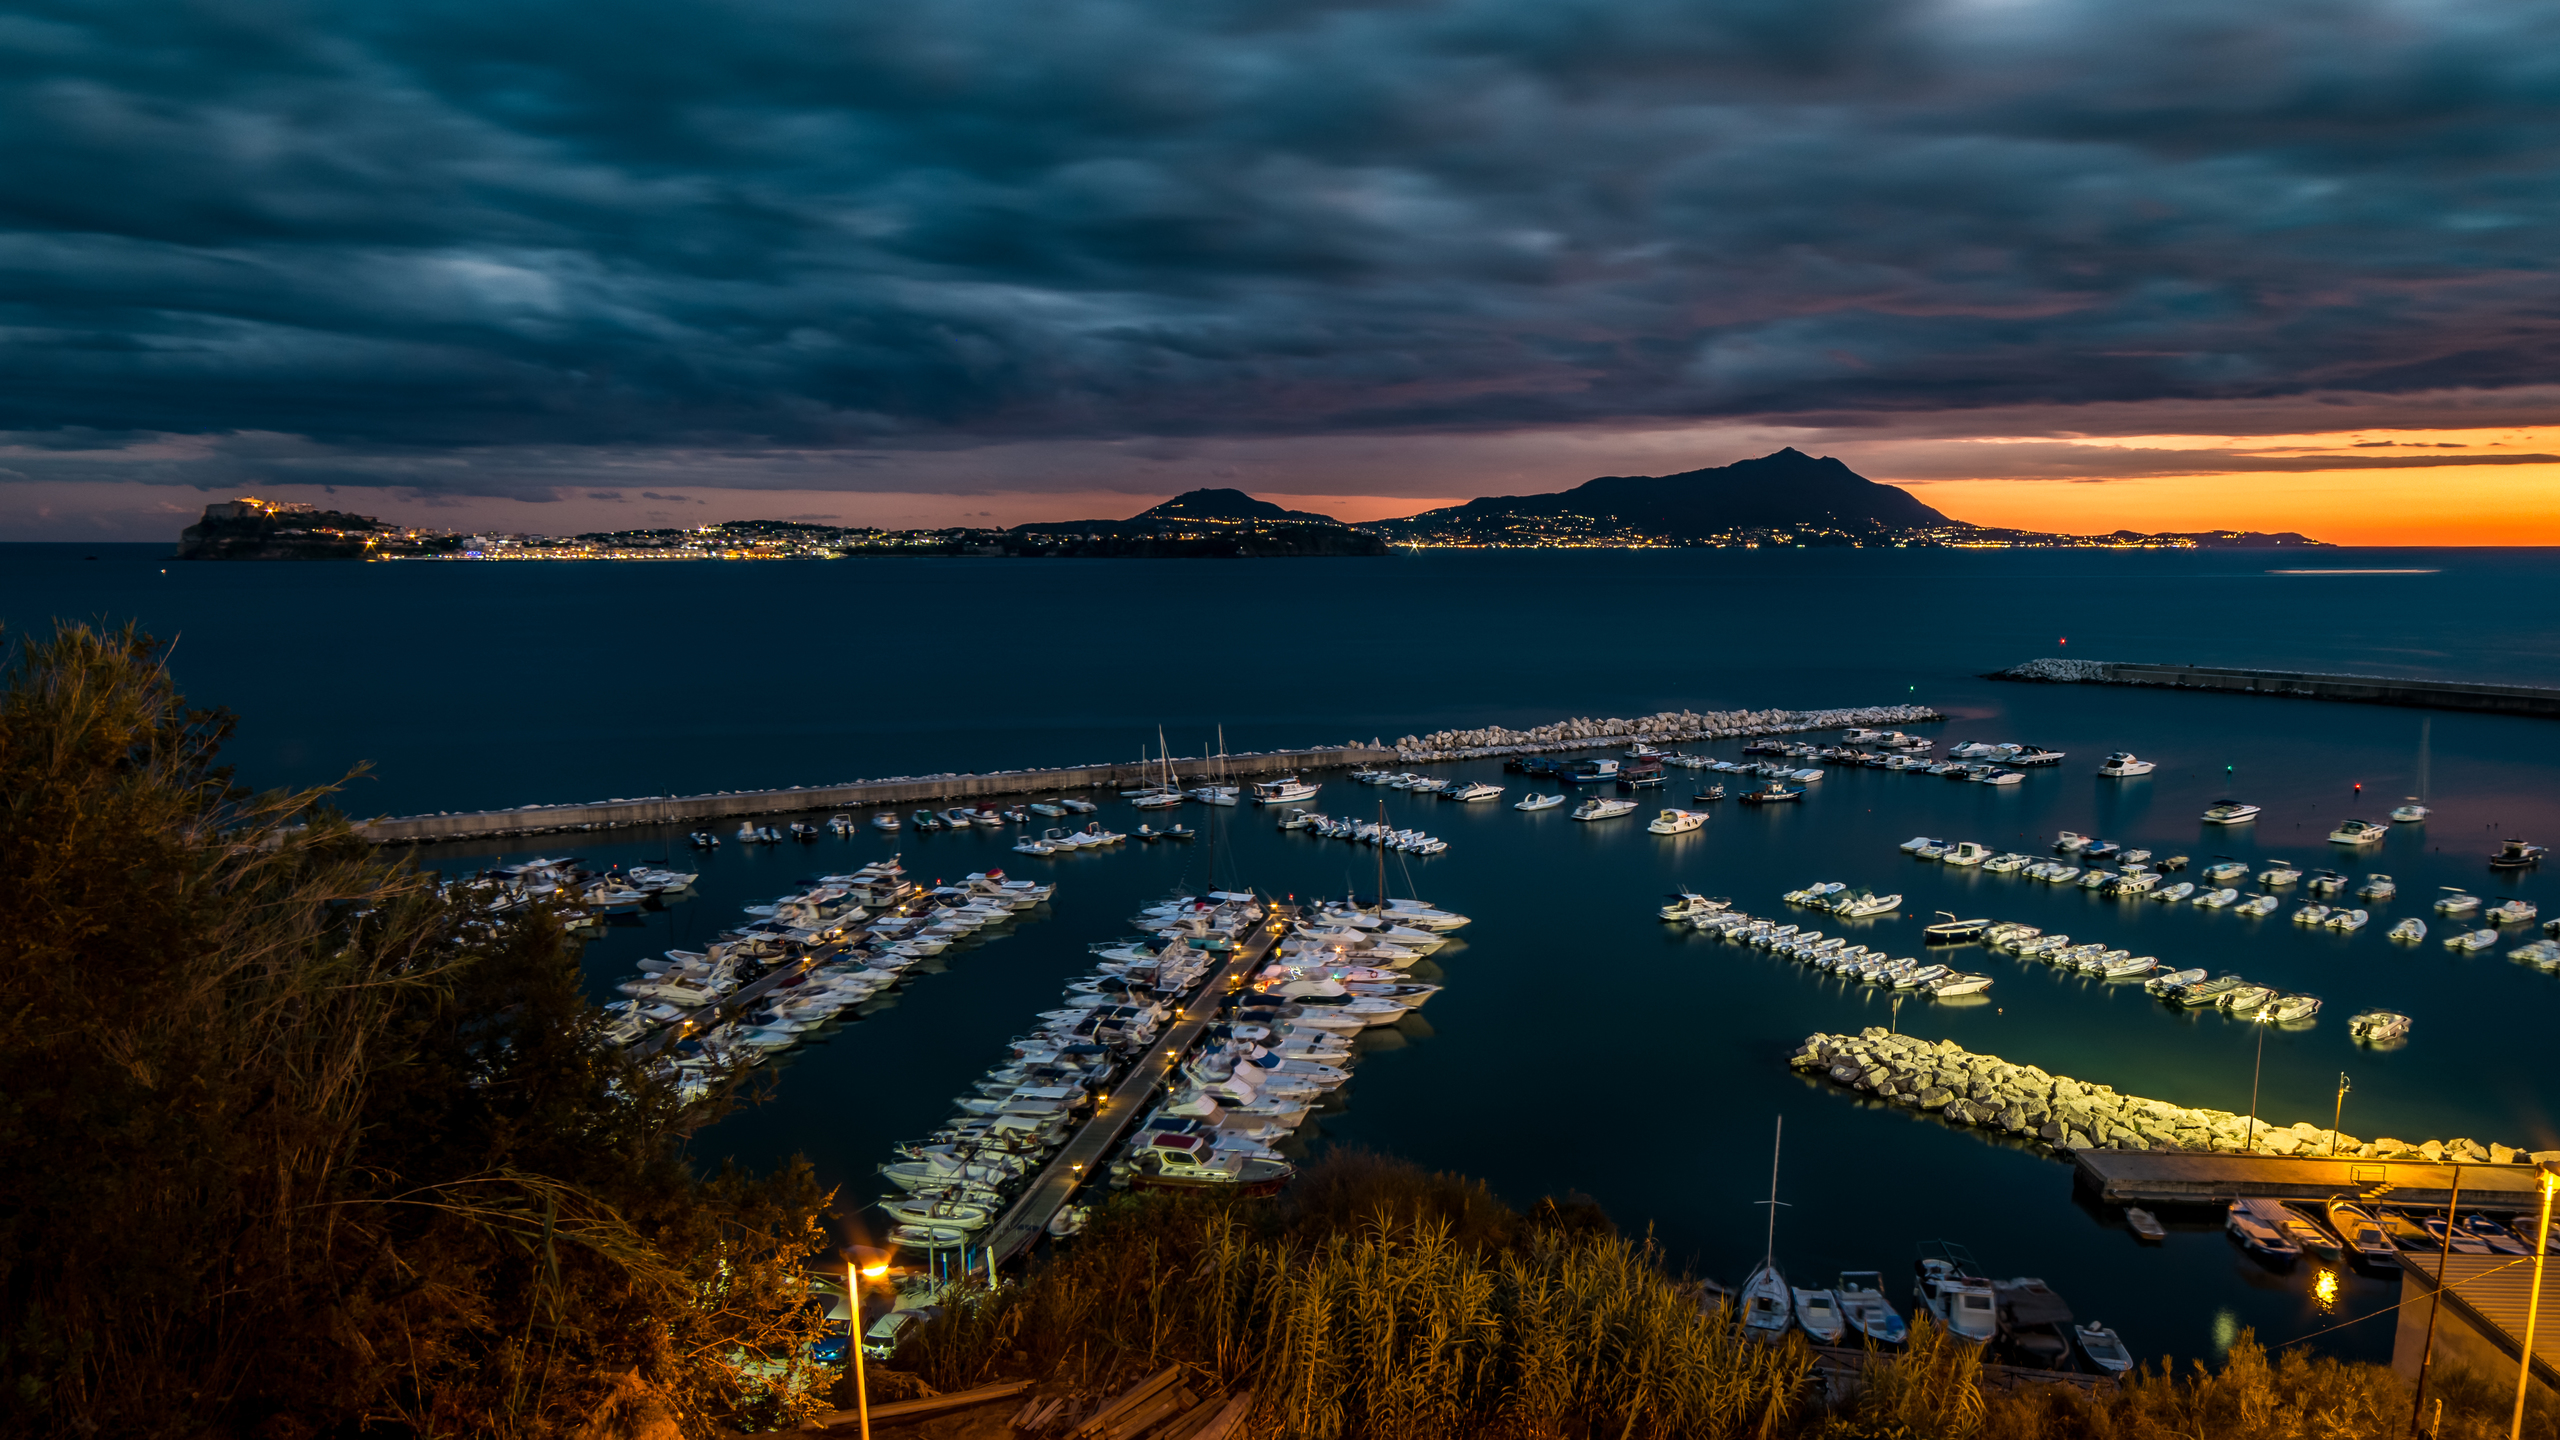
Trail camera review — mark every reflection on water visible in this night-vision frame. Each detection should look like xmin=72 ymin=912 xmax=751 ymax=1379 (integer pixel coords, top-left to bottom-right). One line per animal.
xmin=2213 ymin=1307 xmax=2242 ymax=1352
xmin=2315 ymin=1269 xmax=2342 ymax=1313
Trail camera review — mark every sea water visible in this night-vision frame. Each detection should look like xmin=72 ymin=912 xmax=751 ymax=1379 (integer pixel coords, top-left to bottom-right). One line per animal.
xmin=9 ymin=541 xmax=2558 ymax=1367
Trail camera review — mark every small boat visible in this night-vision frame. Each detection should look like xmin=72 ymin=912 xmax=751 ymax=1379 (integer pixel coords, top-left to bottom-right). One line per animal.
xmin=2202 ymin=800 xmax=2263 ymax=825
xmin=910 ymin=809 xmax=946 ymax=831
xmin=1515 ymin=793 xmax=1565 ymax=811
xmin=2487 ymin=898 xmax=2539 ymax=924
xmin=2076 ymin=1323 xmax=2135 ymax=1374
xmin=788 ymin=821 xmax=821 ymax=841
xmin=1739 ymin=782 xmax=1806 ymax=805
xmin=1793 ymin=1286 xmax=1847 ymax=1344
xmin=1923 ymin=914 xmax=1989 ymax=944
xmin=1571 ymin=796 xmax=1638 ymax=821
xmin=2357 ymin=873 xmax=2397 ymax=900
xmin=2226 ymin=1201 xmax=2303 ymax=1261
xmin=872 ymin=812 xmax=902 ymax=832
xmin=1648 ymin=808 xmax=1707 ymax=835
xmin=1913 ymin=1252 xmax=1998 ymax=1344
xmin=2445 ymin=928 xmax=2499 ymax=952
xmin=2391 ymin=800 xmax=2430 ymax=823
xmin=1981 ymin=768 xmax=2024 ymax=786
xmin=1740 ymin=1261 xmax=1792 ymax=1335
xmin=2054 ymin=831 xmax=2091 ymax=853
xmin=2329 ymin=819 xmax=2389 ymax=846
xmin=2098 ymin=752 xmax=2155 ymax=777
xmin=2152 ymin=881 xmax=2196 ymax=903
xmin=1942 ymin=841 xmax=1991 ymax=867
xmin=1692 ymin=784 xmax=1728 ymax=802
xmin=2387 ymin=917 xmax=2428 ymax=942
xmin=2202 ymin=858 xmax=2249 ymax=882
xmin=2436 ymin=890 xmax=2482 ymax=915
xmin=1447 ymin=781 xmax=1504 ymax=803
xmin=1251 ymin=776 xmax=1323 ymax=805
xmin=687 ymin=830 xmax=720 ymax=849
xmin=2326 ymin=908 xmax=2370 ymax=931
xmin=2258 ymin=862 xmax=2302 ymax=886
xmin=1899 ymin=835 xmax=1945 ymax=854
xmin=2327 ymin=1200 xmax=2400 ymax=1264
xmin=2124 ymin=1208 xmax=2167 ymax=1242
xmin=1836 ymin=1271 xmax=1909 ymax=1344
xmin=2490 ymin=839 xmax=2548 ymax=870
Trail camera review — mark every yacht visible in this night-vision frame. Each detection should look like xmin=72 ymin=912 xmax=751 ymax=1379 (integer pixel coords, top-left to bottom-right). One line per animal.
xmin=2390 ymin=800 xmax=2430 ymax=823
xmin=2489 ymin=838 xmax=2548 ymax=870
xmin=1571 ymin=796 xmax=1639 ymax=821
xmin=2202 ymin=800 xmax=2263 ymax=825
xmin=1647 ymin=808 xmax=1707 ymax=835
xmin=2098 ymin=752 xmax=2156 ymax=777
xmin=1250 ymin=776 xmax=1321 ymax=806
xmin=2328 ymin=819 xmax=2389 ymax=846
xmin=2387 ymin=917 xmax=2428 ymax=942
xmin=1515 ymin=792 xmax=1564 ymax=811
xmin=1447 ymin=781 xmax=1504 ymax=803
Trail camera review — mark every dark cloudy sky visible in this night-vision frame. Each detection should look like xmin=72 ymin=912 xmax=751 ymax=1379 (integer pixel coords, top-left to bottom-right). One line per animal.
xmin=5 ymin=0 xmax=2560 ymax=540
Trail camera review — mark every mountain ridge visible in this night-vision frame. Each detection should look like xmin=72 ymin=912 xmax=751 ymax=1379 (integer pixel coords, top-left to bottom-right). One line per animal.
xmin=1364 ymin=448 xmax=1955 ymax=542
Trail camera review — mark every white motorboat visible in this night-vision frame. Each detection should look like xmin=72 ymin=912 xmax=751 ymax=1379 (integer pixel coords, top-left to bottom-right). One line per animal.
xmin=2264 ymin=993 xmax=2321 ymax=1024
xmin=1942 ymin=841 xmax=1990 ymax=867
xmin=1571 ymin=796 xmax=1638 ymax=821
xmin=1187 ymin=786 xmax=1240 ymax=806
xmin=2391 ymin=800 xmax=2429 ymax=823
xmin=1447 ymin=781 xmax=1504 ymax=802
xmin=1516 ymin=792 xmax=1565 ymax=811
xmin=2435 ymin=890 xmax=2482 ymax=915
xmin=1648 ymin=808 xmax=1707 ymax=835
xmin=2202 ymin=858 xmax=2249 ymax=882
xmin=2192 ymin=887 xmax=2239 ymax=908
xmin=2388 ymin=916 xmax=2427 ymax=942
xmin=1926 ymin=971 xmax=1993 ymax=996
xmin=1250 ymin=776 xmax=1321 ymax=805
xmin=2357 ymin=873 xmax=2397 ymax=900
xmin=2349 ymin=1009 xmax=2412 ymax=1041
xmin=1898 ymin=835 xmax=1945 ymax=854
xmin=871 ymin=812 xmax=902 ymax=832
xmin=2150 ymin=881 xmax=2196 ymax=902
xmin=2487 ymin=898 xmax=2539 ymax=924
xmin=2258 ymin=862 xmax=2302 ymax=886
xmin=2326 ymin=908 xmax=2370 ymax=931
xmin=1793 ymin=1286 xmax=1846 ymax=1344
xmin=1659 ymin=890 xmax=1728 ymax=922
xmin=2054 ymin=831 xmax=2092 ymax=853
xmin=2236 ymin=894 xmax=2279 ymax=916
xmin=2329 ymin=818 xmax=2388 ymax=845
xmin=2293 ymin=903 xmax=2331 ymax=926
xmin=1981 ymin=769 xmax=2024 ymax=785
xmin=2226 ymin=1201 xmax=2303 ymax=1260
xmin=2445 ymin=928 xmax=2499 ymax=951
xmin=2097 ymin=752 xmax=2156 ymax=777
xmin=2202 ymin=800 xmax=2263 ymax=825
xmin=1839 ymin=891 xmax=1902 ymax=918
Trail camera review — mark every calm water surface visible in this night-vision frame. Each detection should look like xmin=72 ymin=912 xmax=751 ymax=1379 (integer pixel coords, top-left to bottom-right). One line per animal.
xmin=11 ymin=543 xmax=2559 ymax=1368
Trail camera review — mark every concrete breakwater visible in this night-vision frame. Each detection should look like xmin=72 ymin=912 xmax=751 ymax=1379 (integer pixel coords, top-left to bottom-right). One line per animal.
xmin=1395 ymin=703 xmax=1943 ymax=762
xmin=355 ymin=743 xmax=1395 ymax=845
xmin=1790 ymin=1028 xmax=2557 ymax=1166
xmin=1990 ymin=658 xmax=2560 ymax=720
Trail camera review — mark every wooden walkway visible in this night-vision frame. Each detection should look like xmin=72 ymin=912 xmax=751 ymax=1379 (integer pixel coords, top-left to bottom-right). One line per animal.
xmin=2072 ymin=1150 xmax=2550 ymax=1207
xmin=979 ymin=906 xmax=1288 ymax=1266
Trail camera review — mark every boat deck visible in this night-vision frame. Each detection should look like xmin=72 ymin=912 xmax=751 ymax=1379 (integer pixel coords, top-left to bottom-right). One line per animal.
xmin=979 ymin=906 xmax=1290 ymax=1266
xmin=2072 ymin=1150 xmax=2548 ymax=1208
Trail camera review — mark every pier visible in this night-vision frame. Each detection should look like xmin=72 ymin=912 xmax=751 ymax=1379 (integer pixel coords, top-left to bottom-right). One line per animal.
xmin=2071 ymin=1150 xmax=2551 ymax=1208
xmin=1991 ymin=658 xmax=2560 ymax=720
xmin=355 ymin=747 xmax=1392 ymax=844
xmin=978 ymin=905 xmax=1289 ymax=1266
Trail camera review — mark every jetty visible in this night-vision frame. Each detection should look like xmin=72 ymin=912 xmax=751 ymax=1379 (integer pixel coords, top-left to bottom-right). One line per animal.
xmin=1990 ymin=658 xmax=2560 ymax=720
xmin=355 ymin=747 xmax=1392 ymax=844
xmin=2071 ymin=1150 xmax=2549 ymax=1208
xmin=978 ymin=906 xmax=1289 ymax=1266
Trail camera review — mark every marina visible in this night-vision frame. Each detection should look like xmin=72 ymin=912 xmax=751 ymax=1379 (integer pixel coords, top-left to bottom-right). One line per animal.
xmin=33 ymin=542 xmax=2560 ymax=1374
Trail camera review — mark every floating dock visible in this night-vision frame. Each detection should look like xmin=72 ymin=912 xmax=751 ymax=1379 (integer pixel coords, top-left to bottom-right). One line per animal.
xmin=355 ymin=747 xmax=1393 ymax=844
xmin=1991 ymin=659 xmax=2560 ymax=720
xmin=2072 ymin=1150 xmax=2550 ymax=1208
xmin=978 ymin=907 xmax=1288 ymax=1266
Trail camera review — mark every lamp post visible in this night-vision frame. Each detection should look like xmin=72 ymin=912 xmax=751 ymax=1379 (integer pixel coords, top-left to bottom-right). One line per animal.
xmin=2411 ymin=1164 xmax=2466 ymax=1439
xmin=2512 ymin=1163 xmax=2559 ymax=1440
xmin=846 ymin=1258 xmax=873 ymax=1440
xmin=2244 ymin=1019 xmax=2268 ymax=1151
xmin=2331 ymin=1073 xmax=2352 ymax=1156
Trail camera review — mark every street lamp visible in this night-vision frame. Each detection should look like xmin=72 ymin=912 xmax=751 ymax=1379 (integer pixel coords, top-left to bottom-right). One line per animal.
xmin=2512 ymin=1163 xmax=2560 ymax=1440
xmin=2331 ymin=1073 xmax=2351 ymax=1156
xmin=845 ymin=1256 xmax=874 ymax=1440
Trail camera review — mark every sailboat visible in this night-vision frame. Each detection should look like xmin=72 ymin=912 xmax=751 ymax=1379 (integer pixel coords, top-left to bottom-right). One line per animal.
xmin=1187 ymin=726 xmax=1239 ymax=806
xmin=1131 ymin=729 xmax=1185 ymax=809
xmin=2392 ymin=718 xmax=2430 ymax=822
xmin=1740 ymin=1117 xmax=1794 ymax=1336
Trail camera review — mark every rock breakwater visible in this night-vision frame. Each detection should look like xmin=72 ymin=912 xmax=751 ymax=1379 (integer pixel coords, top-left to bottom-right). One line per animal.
xmin=1791 ymin=1029 xmax=2557 ymax=1165
xmin=1394 ymin=704 xmax=1942 ymax=762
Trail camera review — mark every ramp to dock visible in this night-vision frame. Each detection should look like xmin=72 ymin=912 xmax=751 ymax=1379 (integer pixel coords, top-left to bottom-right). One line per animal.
xmin=2073 ymin=1150 xmax=2549 ymax=1208
xmin=980 ymin=908 xmax=1288 ymax=1266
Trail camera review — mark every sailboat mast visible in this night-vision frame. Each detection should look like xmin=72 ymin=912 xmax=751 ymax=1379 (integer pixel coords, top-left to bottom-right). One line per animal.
xmin=1376 ymin=800 xmax=1387 ymax=914
xmin=1764 ymin=1115 xmax=1783 ymax=1265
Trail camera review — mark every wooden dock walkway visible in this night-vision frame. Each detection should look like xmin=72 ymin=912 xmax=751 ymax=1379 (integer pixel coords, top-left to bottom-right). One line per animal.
xmin=2072 ymin=1150 xmax=2551 ymax=1208
xmin=979 ymin=905 xmax=1289 ymax=1266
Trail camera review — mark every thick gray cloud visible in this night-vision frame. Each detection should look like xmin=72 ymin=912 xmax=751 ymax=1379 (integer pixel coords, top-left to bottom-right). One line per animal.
xmin=2 ymin=0 xmax=2558 ymax=493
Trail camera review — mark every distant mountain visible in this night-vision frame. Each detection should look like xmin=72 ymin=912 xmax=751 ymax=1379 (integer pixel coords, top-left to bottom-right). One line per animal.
xmin=1009 ymin=487 xmax=1386 ymax=556
xmin=1365 ymin=449 xmax=1955 ymax=544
